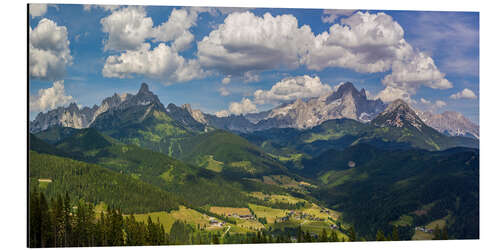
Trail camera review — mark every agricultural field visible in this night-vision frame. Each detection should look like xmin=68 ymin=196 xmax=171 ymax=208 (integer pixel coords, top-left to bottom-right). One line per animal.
xmin=38 ymin=178 xmax=52 ymax=189
xmin=248 ymin=204 xmax=288 ymax=224
xmin=390 ymin=214 xmax=414 ymax=227
xmin=197 ymin=155 xmax=224 ymax=172
xmin=411 ymin=215 xmax=448 ymax=240
xmin=131 ymin=206 xmax=214 ymax=232
xmin=209 ymin=206 xmax=252 ymax=216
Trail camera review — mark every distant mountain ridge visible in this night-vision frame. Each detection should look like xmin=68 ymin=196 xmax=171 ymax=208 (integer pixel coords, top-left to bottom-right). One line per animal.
xmin=30 ymin=82 xmax=479 ymax=141
xmin=198 ymin=82 xmax=387 ymax=132
xmin=416 ymin=110 xmax=479 ymax=139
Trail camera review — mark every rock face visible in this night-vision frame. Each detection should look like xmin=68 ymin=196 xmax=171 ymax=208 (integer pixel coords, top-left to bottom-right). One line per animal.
xmin=203 ymin=82 xmax=387 ymax=132
xmin=416 ymin=110 xmax=479 ymax=139
xmin=30 ymin=103 xmax=98 ymax=133
xmin=371 ymin=99 xmax=427 ymax=131
xmin=165 ymin=103 xmax=207 ymax=132
xmin=29 ymin=83 xmax=163 ymax=133
xmin=260 ymin=82 xmax=386 ymax=129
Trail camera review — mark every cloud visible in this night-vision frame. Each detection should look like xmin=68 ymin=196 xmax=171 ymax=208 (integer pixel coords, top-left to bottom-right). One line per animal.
xmin=101 ymin=7 xmax=200 ymax=52
xmin=420 ymin=98 xmax=431 ymax=105
xmin=29 ymin=4 xmax=47 ymax=17
xmin=29 ymin=18 xmax=72 ymax=81
xmin=406 ymin=12 xmax=479 ymax=77
xmin=435 ymin=100 xmax=447 ymax=108
xmin=375 ymin=86 xmax=414 ymax=104
xmin=100 ymin=6 xmax=154 ymax=51
xmin=254 ymin=75 xmax=332 ymax=104
xmin=197 ymin=11 xmax=450 ymax=102
xmin=218 ymin=87 xmax=230 ymax=96
xmin=215 ymin=110 xmax=229 ymax=117
xmin=197 ymin=11 xmax=315 ymax=76
xmin=450 ymin=88 xmax=477 ymax=99
xmin=222 ymin=76 xmax=231 ymax=84
xmin=306 ymin=11 xmax=413 ymax=73
xmin=321 ymin=9 xmax=356 ymax=23
xmin=419 ymin=98 xmax=447 ymax=110
xmin=83 ymin=4 xmax=120 ymax=12
xmin=243 ymin=72 xmax=260 ymax=83
xmin=228 ymin=98 xmax=257 ymax=115
xmin=30 ymin=81 xmax=74 ymax=112
xmin=101 ymin=7 xmax=206 ymax=83
xmin=152 ymin=8 xmax=198 ymax=51
xmin=102 ymin=43 xmax=205 ymax=82
xmin=377 ymin=52 xmax=452 ymax=102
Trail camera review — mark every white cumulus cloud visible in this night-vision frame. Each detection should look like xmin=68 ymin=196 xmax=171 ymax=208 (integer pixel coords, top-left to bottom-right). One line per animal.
xmin=102 ymin=43 xmax=204 ymax=82
xmin=29 ymin=18 xmax=72 ymax=81
xmin=450 ymin=88 xmax=477 ymax=99
xmin=435 ymin=100 xmax=447 ymax=108
xmin=29 ymin=4 xmax=48 ymax=17
xmin=83 ymin=4 xmax=120 ymax=12
xmin=254 ymin=75 xmax=332 ymax=104
xmin=100 ymin=6 xmax=154 ymax=51
xmin=222 ymin=76 xmax=231 ymax=84
xmin=198 ymin=11 xmax=451 ymax=102
xmin=420 ymin=98 xmax=431 ymax=105
xmin=215 ymin=110 xmax=230 ymax=117
xmin=229 ymin=98 xmax=257 ymax=115
xmin=30 ymin=81 xmax=74 ymax=112
xmin=152 ymin=8 xmax=198 ymax=51
xmin=218 ymin=87 xmax=230 ymax=96
xmin=101 ymin=7 xmax=206 ymax=83
xmin=321 ymin=9 xmax=356 ymax=23
xmin=197 ymin=11 xmax=315 ymax=76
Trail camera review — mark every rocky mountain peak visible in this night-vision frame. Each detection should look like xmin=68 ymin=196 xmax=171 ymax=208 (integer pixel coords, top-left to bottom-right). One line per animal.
xmin=360 ymin=88 xmax=367 ymax=98
xmin=30 ymin=83 xmax=165 ymax=133
xmin=416 ymin=110 xmax=479 ymax=139
xmin=372 ymin=99 xmax=425 ymax=130
xmin=337 ymin=81 xmax=356 ymax=94
xmin=138 ymin=82 xmax=151 ymax=95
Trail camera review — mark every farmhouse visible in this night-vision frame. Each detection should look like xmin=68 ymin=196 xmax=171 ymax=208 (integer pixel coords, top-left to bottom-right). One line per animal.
xmin=415 ymin=226 xmax=434 ymax=234
xmin=209 ymin=218 xmax=225 ymax=227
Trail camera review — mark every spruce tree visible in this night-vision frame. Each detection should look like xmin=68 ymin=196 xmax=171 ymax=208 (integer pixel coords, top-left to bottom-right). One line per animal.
xmin=348 ymin=226 xmax=356 ymax=242
xmin=376 ymin=229 xmax=386 ymax=241
xmin=391 ymin=226 xmax=399 ymax=241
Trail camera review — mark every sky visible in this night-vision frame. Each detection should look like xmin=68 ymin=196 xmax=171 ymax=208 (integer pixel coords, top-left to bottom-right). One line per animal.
xmin=28 ymin=3 xmax=479 ymax=123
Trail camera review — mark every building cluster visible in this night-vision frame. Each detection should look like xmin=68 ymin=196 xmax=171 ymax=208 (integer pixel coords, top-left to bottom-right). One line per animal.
xmin=209 ymin=218 xmax=226 ymax=227
xmin=415 ymin=226 xmax=434 ymax=234
xmin=275 ymin=210 xmax=326 ymax=223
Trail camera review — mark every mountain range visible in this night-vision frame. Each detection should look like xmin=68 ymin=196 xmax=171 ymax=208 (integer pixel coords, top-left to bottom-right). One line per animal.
xmin=30 ymin=82 xmax=479 ymax=140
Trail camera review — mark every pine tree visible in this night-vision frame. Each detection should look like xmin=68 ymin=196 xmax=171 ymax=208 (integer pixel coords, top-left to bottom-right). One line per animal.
xmin=391 ymin=226 xmax=399 ymax=241
xmin=442 ymin=225 xmax=448 ymax=240
xmin=63 ymin=193 xmax=72 ymax=247
xmin=320 ymin=228 xmax=328 ymax=242
xmin=29 ymin=189 xmax=41 ymax=248
xmin=432 ymin=225 xmax=442 ymax=240
xmin=348 ymin=226 xmax=356 ymax=242
xmin=330 ymin=230 xmax=339 ymax=242
xmin=39 ymin=192 xmax=54 ymax=247
xmin=376 ymin=229 xmax=386 ymax=241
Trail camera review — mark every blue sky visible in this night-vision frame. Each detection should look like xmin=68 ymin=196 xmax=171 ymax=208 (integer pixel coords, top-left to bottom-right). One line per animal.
xmin=28 ymin=4 xmax=479 ymax=123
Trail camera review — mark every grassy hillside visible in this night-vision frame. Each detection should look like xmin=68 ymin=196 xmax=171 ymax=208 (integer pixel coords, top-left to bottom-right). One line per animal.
xmin=33 ymin=128 xmax=287 ymax=208
xmin=29 ymin=151 xmax=180 ymax=213
xmin=170 ymin=130 xmax=289 ymax=176
xmin=91 ymin=105 xmax=196 ymax=155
